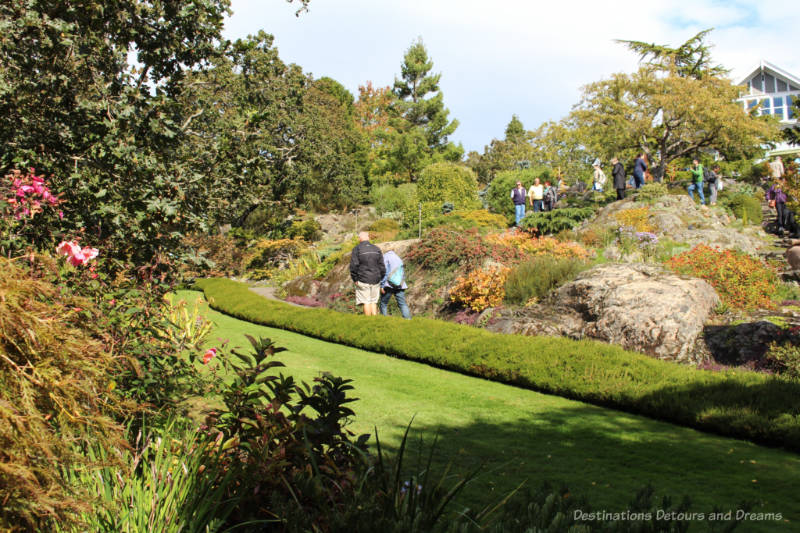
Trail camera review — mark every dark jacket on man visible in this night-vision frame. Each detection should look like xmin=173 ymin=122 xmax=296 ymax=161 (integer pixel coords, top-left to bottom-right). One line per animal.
xmin=350 ymin=241 xmax=386 ymax=284
xmin=612 ymin=162 xmax=626 ymax=189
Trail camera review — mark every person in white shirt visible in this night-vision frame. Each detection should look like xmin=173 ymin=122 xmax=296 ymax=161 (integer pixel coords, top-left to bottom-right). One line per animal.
xmin=528 ymin=178 xmax=544 ymax=213
xmin=592 ymin=163 xmax=607 ymax=192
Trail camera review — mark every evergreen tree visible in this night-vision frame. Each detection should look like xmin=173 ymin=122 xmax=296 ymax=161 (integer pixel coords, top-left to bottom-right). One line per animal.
xmin=504 ymin=114 xmax=526 ymax=143
xmin=392 ymin=39 xmax=460 ymax=159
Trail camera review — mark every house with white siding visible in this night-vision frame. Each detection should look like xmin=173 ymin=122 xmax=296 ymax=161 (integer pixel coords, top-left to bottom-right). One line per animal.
xmin=736 ymin=60 xmax=799 ymax=157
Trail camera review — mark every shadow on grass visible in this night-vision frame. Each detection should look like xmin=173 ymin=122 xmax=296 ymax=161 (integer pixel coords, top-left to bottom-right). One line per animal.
xmin=376 ymin=404 xmax=799 ymax=532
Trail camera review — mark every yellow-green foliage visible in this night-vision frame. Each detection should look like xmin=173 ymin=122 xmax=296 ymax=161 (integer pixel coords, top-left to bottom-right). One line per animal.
xmin=195 ymin=278 xmax=800 ymax=452
xmin=367 ymin=218 xmax=400 ymax=242
xmin=454 ymin=209 xmax=508 ymax=229
xmin=403 ymin=163 xmax=481 ymax=227
xmin=614 ymin=207 xmax=655 ymax=232
xmin=245 ymin=238 xmax=308 ymax=278
xmin=0 ymin=257 xmax=126 ymax=531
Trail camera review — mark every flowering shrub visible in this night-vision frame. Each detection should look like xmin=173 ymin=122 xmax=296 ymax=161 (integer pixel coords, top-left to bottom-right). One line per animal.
xmin=5 ymin=168 xmax=61 ymax=219
xmin=407 ymin=228 xmax=528 ymax=272
xmin=666 ymin=245 xmax=778 ymax=310
xmin=614 ymin=207 xmax=655 ymax=233
xmin=616 ymin=226 xmax=659 ymax=261
xmin=1 ymin=169 xmax=64 ymax=254
xmin=449 ymin=266 xmax=509 ymax=312
xmin=487 ymin=233 xmax=590 ymax=260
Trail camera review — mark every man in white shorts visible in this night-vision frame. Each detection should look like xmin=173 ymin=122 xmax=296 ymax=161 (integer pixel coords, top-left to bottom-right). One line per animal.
xmin=349 ymin=231 xmax=386 ymax=315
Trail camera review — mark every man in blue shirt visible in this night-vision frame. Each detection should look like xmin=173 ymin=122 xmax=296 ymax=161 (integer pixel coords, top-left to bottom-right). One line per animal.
xmin=510 ymin=181 xmax=526 ymax=225
xmin=379 ymin=250 xmax=412 ymax=319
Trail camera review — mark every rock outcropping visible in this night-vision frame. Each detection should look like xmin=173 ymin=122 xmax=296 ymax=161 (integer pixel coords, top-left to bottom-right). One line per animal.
xmin=485 ymin=263 xmax=720 ymax=363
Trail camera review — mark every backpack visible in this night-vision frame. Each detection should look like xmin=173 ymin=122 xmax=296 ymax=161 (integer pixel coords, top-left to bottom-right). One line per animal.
xmin=387 ymin=264 xmax=404 ymax=288
xmin=545 ymin=186 xmax=557 ymax=205
xmin=702 ymin=166 xmax=714 ymax=183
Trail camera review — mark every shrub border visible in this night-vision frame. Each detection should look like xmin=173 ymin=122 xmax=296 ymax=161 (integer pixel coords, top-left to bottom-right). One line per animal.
xmin=194 ymin=278 xmax=800 ymax=452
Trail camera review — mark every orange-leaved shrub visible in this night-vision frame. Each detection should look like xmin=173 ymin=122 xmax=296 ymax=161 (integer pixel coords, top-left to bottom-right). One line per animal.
xmin=486 ymin=233 xmax=590 ymax=260
xmin=666 ymin=244 xmax=778 ymax=310
xmin=449 ymin=265 xmax=510 ymax=312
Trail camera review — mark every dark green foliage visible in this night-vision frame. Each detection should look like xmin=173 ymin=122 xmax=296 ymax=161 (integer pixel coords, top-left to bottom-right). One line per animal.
xmin=0 ymin=0 xmax=230 ymax=264
xmin=519 ymin=207 xmax=596 ymax=234
xmin=195 ymin=278 xmax=800 ymax=452
xmin=616 ymin=28 xmax=727 ymax=79
xmin=718 ymin=191 xmax=763 ymax=225
xmin=504 ymin=257 xmax=588 ymax=304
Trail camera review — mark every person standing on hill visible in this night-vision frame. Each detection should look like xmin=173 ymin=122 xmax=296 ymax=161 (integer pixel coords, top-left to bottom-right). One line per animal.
xmin=379 ymin=250 xmax=411 ymax=319
xmin=510 ymin=180 xmax=526 ymax=225
xmin=769 ymin=156 xmax=785 ymax=181
xmin=612 ymin=157 xmax=626 ymax=200
xmin=349 ymin=231 xmax=385 ymax=316
xmin=543 ymin=180 xmax=558 ymax=211
xmin=592 ymin=162 xmax=607 ymax=192
xmin=767 ymin=179 xmax=789 ymax=234
xmin=528 ymin=178 xmax=544 ymax=213
xmin=687 ymin=159 xmax=706 ymax=205
xmin=633 ymin=153 xmax=647 ymax=189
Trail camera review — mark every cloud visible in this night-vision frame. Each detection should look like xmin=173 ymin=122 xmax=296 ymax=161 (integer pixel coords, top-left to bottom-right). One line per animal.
xmin=224 ymin=0 xmax=800 ymax=152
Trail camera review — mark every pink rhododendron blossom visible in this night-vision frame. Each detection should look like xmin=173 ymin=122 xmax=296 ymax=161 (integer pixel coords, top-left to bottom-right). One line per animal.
xmin=56 ymin=241 xmax=99 ymax=267
xmin=202 ymin=348 xmax=217 ymax=364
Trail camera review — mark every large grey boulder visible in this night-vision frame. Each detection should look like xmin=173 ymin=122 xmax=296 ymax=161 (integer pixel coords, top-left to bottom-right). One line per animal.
xmin=485 ymin=263 xmax=720 ymax=363
xmin=786 ymin=246 xmax=800 ymax=271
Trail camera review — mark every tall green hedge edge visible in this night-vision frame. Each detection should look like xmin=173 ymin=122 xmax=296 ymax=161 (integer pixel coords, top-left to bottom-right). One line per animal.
xmin=194 ymin=278 xmax=800 ymax=452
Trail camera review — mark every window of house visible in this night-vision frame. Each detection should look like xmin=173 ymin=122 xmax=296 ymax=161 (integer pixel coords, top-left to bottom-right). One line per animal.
xmin=774 ymin=97 xmax=784 ymax=118
xmin=760 ymin=98 xmax=771 ymax=115
xmin=777 ymin=79 xmax=788 ymax=92
xmin=751 ymin=77 xmax=763 ymax=92
xmin=789 ymin=96 xmax=795 ymax=119
xmin=765 ymin=74 xmax=776 ymax=93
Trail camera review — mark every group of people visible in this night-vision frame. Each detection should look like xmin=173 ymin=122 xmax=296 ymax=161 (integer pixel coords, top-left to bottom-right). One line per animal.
xmin=510 ymin=178 xmax=559 ymax=225
xmin=349 ymin=231 xmax=412 ymax=318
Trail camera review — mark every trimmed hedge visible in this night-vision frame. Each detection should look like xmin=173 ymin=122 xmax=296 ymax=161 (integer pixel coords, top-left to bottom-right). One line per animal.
xmin=194 ymin=278 xmax=800 ymax=452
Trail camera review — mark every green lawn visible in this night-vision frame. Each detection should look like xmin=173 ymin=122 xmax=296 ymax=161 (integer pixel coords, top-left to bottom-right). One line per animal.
xmin=176 ymin=291 xmax=798 ymax=531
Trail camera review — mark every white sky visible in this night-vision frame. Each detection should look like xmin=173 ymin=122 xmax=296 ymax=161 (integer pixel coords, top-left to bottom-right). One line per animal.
xmin=224 ymin=0 xmax=800 ymax=153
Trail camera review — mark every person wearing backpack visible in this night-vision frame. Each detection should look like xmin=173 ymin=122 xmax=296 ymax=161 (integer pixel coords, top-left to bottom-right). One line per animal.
xmin=687 ymin=159 xmax=706 ymax=205
xmin=379 ymin=250 xmax=411 ymax=319
xmin=543 ymin=180 xmax=558 ymax=211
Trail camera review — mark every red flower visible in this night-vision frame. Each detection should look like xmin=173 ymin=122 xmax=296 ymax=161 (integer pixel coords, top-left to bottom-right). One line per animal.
xmin=202 ymin=348 xmax=217 ymax=364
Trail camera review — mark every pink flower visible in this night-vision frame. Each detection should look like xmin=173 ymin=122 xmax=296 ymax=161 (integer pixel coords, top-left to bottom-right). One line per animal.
xmin=202 ymin=348 xmax=217 ymax=364
xmin=56 ymin=241 xmax=99 ymax=267
xmin=81 ymin=247 xmax=99 ymax=262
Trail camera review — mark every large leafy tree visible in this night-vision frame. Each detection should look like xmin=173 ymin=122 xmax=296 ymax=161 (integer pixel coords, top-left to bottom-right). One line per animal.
xmin=615 ymin=28 xmax=727 ymax=79
xmin=0 ymin=0 xmax=231 ymax=264
xmin=177 ymin=36 xmax=365 ymax=224
xmin=570 ymin=31 xmax=780 ymax=180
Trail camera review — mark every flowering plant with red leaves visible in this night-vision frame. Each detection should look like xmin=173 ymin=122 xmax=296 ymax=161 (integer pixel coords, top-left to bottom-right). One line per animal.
xmin=666 ymin=244 xmax=778 ymax=310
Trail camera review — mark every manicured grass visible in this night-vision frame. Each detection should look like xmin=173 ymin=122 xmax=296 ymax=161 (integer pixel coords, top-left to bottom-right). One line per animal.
xmin=193 ymin=278 xmax=800 ymax=452
xmin=177 ymin=291 xmax=799 ymax=531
